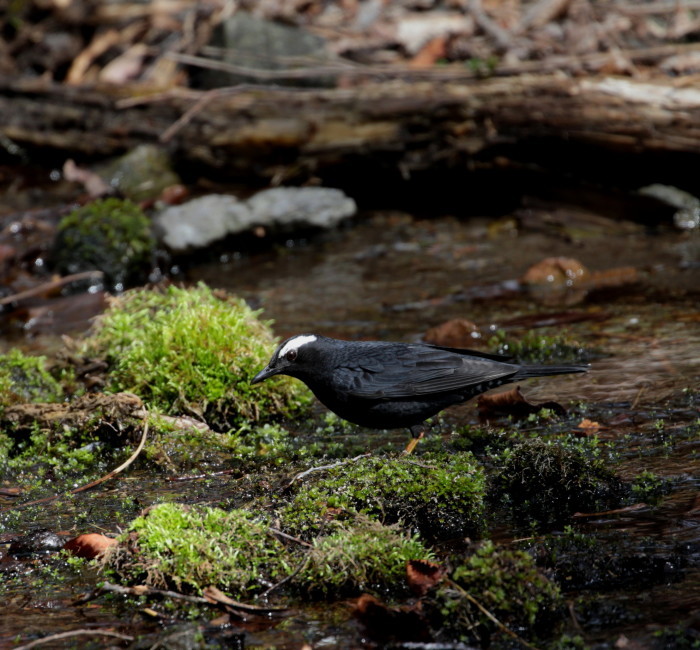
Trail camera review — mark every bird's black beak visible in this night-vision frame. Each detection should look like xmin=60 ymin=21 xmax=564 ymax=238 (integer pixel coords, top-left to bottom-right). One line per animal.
xmin=251 ymin=365 xmax=278 ymax=384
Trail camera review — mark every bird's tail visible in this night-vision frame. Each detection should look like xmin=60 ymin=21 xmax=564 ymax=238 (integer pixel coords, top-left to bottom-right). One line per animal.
xmin=512 ymin=363 xmax=589 ymax=380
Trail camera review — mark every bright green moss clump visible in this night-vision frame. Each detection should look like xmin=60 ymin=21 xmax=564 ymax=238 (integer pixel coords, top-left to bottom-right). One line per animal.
xmin=80 ymin=283 xmax=310 ymax=429
xmin=281 ymin=453 xmax=486 ymax=540
xmin=0 ymin=349 xmax=64 ymax=408
xmin=297 ymin=518 xmax=434 ymax=598
xmin=106 ymin=503 xmax=290 ymax=596
xmin=52 ymin=197 xmax=155 ymax=291
xmin=105 ymin=504 xmax=432 ymax=601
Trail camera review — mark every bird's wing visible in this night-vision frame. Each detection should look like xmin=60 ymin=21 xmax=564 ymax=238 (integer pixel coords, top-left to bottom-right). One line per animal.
xmin=344 ymin=346 xmax=518 ymax=399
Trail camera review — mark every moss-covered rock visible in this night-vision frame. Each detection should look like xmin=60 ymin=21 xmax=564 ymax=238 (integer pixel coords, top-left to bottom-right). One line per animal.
xmin=280 ymin=452 xmax=486 ymax=540
xmin=104 ymin=503 xmax=432 ymax=602
xmin=80 ymin=283 xmax=311 ymax=429
xmin=98 ymin=144 xmax=181 ymax=202
xmin=492 ymin=437 xmax=624 ymax=524
xmin=429 ymin=540 xmax=562 ymax=645
xmin=296 ymin=518 xmax=434 ymax=598
xmin=0 ymin=349 xmax=64 ymax=408
xmin=52 ymin=197 xmax=156 ymax=291
xmin=105 ymin=503 xmax=290 ymax=596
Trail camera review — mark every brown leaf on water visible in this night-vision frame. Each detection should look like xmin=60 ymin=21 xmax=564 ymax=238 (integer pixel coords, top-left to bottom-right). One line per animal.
xmin=406 ymin=559 xmax=445 ymax=596
xmin=478 ymin=386 xmax=566 ymax=419
xmin=575 ymin=418 xmax=602 ymax=435
xmin=63 ymin=533 xmax=117 ymax=559
xmin=353 ymin=594 xmax=430 ymax=642
xmin=423 ymin=318 xmax=480 ymax=348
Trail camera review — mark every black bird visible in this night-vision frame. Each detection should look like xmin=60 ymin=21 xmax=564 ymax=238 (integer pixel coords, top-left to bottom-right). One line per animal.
xmin=252 ymin=334 xmax=588 ymax=453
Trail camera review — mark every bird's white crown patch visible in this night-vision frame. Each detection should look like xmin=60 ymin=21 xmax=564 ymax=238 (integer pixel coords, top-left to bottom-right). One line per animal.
xmin=279 ymin=334 xmax=317 ymax=358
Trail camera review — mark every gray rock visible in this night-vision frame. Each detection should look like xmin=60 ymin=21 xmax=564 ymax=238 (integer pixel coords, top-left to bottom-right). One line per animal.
xmin=98 ymin=144 xmax=181 ymax=202
xmin=154 ymin=187 xmax=356 ymax=252
xmin=639 ymin=183 xmax=700 ymax=230
xmin=198 ymin=11 xmax=336 ymax=88
xmin=247 ymin=187 xmax=356 ymax=230
xmin=154 ymin=195 xmax=253 ymax=252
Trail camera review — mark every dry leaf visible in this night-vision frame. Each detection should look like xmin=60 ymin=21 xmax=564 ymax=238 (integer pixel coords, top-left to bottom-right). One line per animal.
xmin=478 ymin=385 xmax=566 ymax=418
xmin=575 ymin=418 xmax=601 ymax=434
xmin=406 ymin=559 xmax=445 ymax=596
xmin=424 ymin=318 xmax=480 ymax=348
xmin=63 ymin=533 xmax=117 ymax=559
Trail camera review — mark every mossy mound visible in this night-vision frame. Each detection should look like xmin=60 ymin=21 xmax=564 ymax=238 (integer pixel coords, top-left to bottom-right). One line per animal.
xmin=280 ymin=453 xmax=486 ymax=540
xmin=106 ymin=503 xmax=290 ymax=596
xmin=0 ymin=349 xmax=64 ymax=408
xmin=429 ymin=540 xmax=562 ymax=645
xmin=52 ymin=197 xmax=155 ymax=291
xmin=105 ymin=503 xmax=433 ymax=601
xmin=80 ymin=283 xmax=311 ymax=429
xmin=493 ymin=437 xmax=624 ymax=524
xmin=297 ymin=518 xmax=434 ymax=599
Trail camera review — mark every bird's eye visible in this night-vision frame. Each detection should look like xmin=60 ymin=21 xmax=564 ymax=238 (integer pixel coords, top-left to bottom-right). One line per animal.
xmin=285 ymin=349 xmax=297 ymax=362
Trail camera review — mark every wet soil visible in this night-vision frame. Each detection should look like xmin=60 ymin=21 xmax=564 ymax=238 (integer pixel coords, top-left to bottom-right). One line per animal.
xmin=1 ymin=208 xmax=699 ymax=648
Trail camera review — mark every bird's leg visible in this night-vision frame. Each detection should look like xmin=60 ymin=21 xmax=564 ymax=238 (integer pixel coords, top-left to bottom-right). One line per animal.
xmin=402 ymin=424 xmax=425 ymax=456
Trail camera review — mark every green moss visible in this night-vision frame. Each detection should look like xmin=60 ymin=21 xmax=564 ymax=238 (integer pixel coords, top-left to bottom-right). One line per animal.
xmin=631 ymin=470 xmax=668 ymax=501
xmin=0 ymin=420 xmax=118 ymax=491
xmin=105 ymin=503 xmax=291 ymax=596
xmin=52 ymin=197 xmax=155 ymax=291
xmin=487 ymin=329 xmax=589 ymax=364
xmin=492 ymin=437 xmax=624 ymax=524
xmin=296 ymin=518 xmax=434 ymax=598
xmin=280 ymin=452 xmax=486 ymax=540
xmin=80 ymin=283 xmax=311 ymax=429
xmin=430 ymin=540 xmax=562 ymax=644
xmin=143 ymin=413 xmax=293 ymax=471
xmin=0 ymin=348 xmax=64 ymax=408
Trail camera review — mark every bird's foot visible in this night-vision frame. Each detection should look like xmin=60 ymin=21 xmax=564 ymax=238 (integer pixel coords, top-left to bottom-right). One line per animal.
xmin=402 ymin=428 xmax=425 ymax=456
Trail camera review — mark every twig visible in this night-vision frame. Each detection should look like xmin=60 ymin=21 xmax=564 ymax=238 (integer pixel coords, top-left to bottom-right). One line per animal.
xmin=0 ymin=420 xmax=149 ymax=514
xmin=631 ymin=384 xmax=646 ymax=409
xmin=203 ymin=585 xmax=288 ymax=614
xmin=446 ymin=579 xmax=541 ymax=650
xmin=286 ymin=453 xmax=371 ymax=487
xmin=166 ymin=468 xmax=240 ymax=482
xmin=468 ymin=0 xmax=513 ymax=51
xmin=77 ymin=581 xmax=287 ymax=615
xmin=261 ymin=555 xmax=310 ymax=598
xmin=269 ymin=526 xmax=313 ymax=548
xmin=14 ymin=629 xmax=133 ymax=650
xmin=0 ymin=271 xmax=104 ymax=306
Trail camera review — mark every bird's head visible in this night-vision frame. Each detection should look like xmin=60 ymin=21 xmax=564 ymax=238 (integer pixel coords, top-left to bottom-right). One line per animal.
xmin=251 ymin=333 xmax=320 ymax=384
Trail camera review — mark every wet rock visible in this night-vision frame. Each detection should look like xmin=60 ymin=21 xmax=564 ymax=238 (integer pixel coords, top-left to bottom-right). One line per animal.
xmin=98 ymin=144 xmax=181 ymax=202
xmin=52 ymin=197 xmax=156 ymax=291
xmin=154 ymin=187 xmax=356 ymax=252
xmin=197 ymin=11 xmax=336 ymax=88
xmin=639 ymin=184 xmax=700 ymax=230
xmin=423 ymin=318 xmax=480 ymax=348
xmin=154 ymin=195 xmax=253 ymax=252
xmin=9 ymin=530 xmax=65 ymax=556
xmin=247 ymin=187 xmax=356 ymax=232
xmin=520 ymin=257 xmax=590 ymax=306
